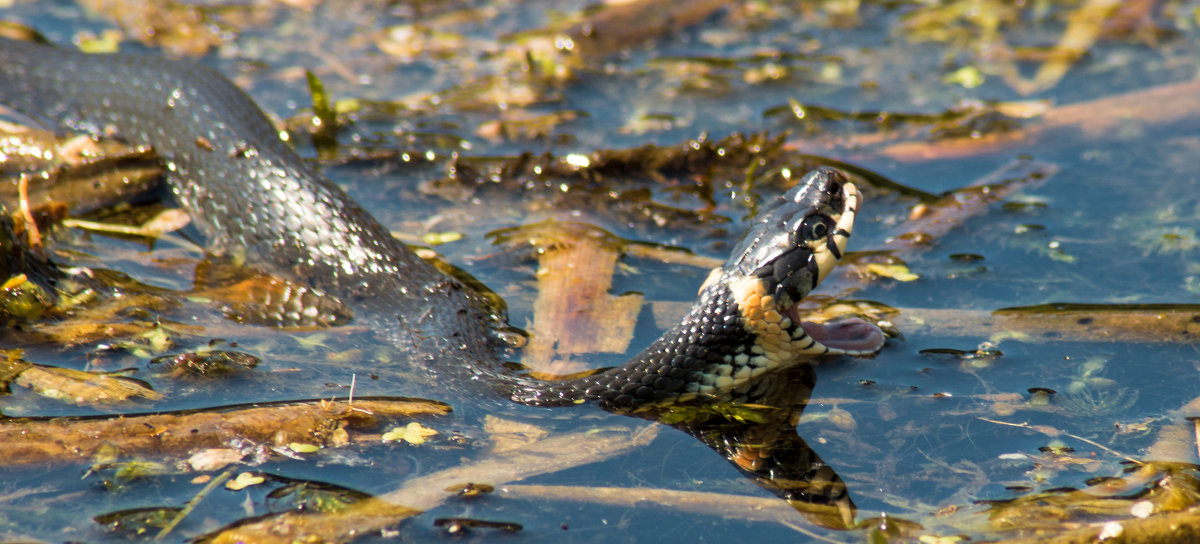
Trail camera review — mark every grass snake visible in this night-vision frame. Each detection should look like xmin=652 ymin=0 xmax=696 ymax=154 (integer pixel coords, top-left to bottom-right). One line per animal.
xmin=0 ymin=36 xmax=885 ymax=410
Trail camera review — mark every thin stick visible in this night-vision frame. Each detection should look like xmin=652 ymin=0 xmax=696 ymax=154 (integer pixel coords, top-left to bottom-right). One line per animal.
xmin=204 ymin=425 xmax=659 ymax=542
xmin=156 ymin=468 xmax=234 ymax=540
xmin=61 ymin=217 xmax=205 ymax=253
xmin=976 ymin=417 xmax=1140 ymax=464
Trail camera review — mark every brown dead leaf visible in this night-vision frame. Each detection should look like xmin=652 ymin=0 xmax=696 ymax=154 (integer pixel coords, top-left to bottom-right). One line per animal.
xmin=483 ymin=414 xmax=550 ymax=453
xmin=14 ymin=365 xmax=161 ymax=404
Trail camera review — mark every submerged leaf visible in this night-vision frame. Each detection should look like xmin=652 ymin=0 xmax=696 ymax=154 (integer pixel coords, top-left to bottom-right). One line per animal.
xmin=266 ymin=480 xmax=372 ymax=513
xmin=112 ymin=460 xmax=171 ymax=482
xmin=305 ymin=69 xmax=339 ymax=155
xmin=94 ymin=506 xmax=182 ymax=536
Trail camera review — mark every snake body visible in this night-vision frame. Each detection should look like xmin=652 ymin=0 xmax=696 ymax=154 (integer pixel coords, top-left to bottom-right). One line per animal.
xmin=0 ymin=36 xmax=883 ymax=409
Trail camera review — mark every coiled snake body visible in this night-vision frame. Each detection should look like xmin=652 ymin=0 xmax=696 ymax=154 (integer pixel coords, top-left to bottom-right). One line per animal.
xmin=0 ymin=36 xmax=884 ymax=409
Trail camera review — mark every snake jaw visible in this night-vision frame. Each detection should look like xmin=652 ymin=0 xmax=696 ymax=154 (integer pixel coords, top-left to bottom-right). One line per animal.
xmin=814 ymin=180 xmax=858 ymax=286
xmin=727 ymin=174 xmax=881 ymax=362
xmin=786 ymin=179 xmax=882 ymax=357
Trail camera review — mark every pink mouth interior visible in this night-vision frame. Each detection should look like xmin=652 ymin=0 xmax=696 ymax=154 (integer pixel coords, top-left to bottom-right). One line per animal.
xmin=797 ymin=316 xmax=885 ymax=354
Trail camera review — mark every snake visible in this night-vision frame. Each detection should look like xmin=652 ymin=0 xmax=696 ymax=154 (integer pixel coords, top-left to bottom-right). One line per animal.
xmin=0 ymin=35 xmax=885 ymax=410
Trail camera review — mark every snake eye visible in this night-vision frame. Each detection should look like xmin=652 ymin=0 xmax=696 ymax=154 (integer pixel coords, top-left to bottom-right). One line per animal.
xmin=797 ymin=215 xmax=832 ymax=241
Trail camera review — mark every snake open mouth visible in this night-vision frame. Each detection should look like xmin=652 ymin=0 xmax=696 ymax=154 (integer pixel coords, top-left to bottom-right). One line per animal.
xmin=792 ymin=176 xmax=886 ymax=356
xmin=776 ymin=175 xmax=884 ymax=358
xmin=796 ymin=315 xmax=886 ymax=356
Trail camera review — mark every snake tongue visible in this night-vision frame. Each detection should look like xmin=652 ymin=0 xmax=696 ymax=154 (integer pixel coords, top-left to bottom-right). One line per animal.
xmin=798 ymin=317 xmax=885 ymax=355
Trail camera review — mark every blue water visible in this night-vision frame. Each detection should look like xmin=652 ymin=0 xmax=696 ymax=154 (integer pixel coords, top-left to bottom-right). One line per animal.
xmin=2 ymin=1 xmax=1199 ymax=542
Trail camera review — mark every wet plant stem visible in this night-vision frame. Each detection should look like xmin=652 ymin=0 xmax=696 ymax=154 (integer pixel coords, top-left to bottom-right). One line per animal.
xmin=156 ymin=468 xmax=234 ymax=540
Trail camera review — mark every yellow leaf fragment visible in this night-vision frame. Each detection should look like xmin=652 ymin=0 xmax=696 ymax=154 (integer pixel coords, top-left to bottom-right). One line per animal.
xmin=77 ymin=30 xmax=122 ymax=53
xmin=382 ymin=422 xmax=439 ymax=445
xmin=942 ymin=66 xmax=984 ymax=89
xmin=334 ymin=98 xmax=361 ymax=114
xmin=226 ymin=472 xmax=265 ymax=491
xmin=919 ymin=535 xmax=965 ymax=544
xmin=288 ymin=442 xmax=320 ymax=453
xmin=421 ymin=231 xmax=463 ymax=246
xmin=141 ymin=325 xmax=174 ymax=354
xmin=2 ymin=274 xmax=28 ymax=290
xmin=380 ymin=429 xmax=402 ymax=443
xmin=866 ymin=263 xmax=920 ymax=282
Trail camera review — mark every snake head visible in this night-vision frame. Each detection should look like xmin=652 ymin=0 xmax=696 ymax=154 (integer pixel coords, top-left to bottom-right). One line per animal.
xmin=704 ymin=167 xmax=882 ymax=359
xmin=730 ymin=167 xmax=855 ymax=308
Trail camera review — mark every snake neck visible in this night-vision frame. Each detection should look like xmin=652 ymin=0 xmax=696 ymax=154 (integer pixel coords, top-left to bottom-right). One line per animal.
xmin=512 ymin=276 xmax=813 ymax=410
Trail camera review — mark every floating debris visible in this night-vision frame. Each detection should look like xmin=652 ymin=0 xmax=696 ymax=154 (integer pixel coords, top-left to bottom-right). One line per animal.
xmin=445 ymin=482 xmax=495 ymax=498
xmin=149 ymin=350 xmax=261 ymax=378
xmin=434 ymin=517 xmax=523 ymax=534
